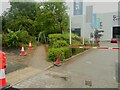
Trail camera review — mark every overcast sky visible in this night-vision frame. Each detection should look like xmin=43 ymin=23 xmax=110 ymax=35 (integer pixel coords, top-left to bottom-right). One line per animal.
xmin=0 ymin=0 xmax=119 ymax=15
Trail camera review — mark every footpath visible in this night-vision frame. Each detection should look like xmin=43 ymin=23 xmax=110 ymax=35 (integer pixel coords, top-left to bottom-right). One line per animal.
xmin=6 ymin=44 xmax=53 ymax=85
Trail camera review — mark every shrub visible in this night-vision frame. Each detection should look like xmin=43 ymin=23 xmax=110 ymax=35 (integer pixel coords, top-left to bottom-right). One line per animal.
xmin=72 ymin=48 xmax=86 ymax=55
xmin=48 ymin=47 xmax=72 ymax=62
xmin=48 ymin=34 xmax=62 ymax=45
xmin=48 ymin=48 xmax=65 ymax=62
xmin=62 ymin=47 xmax=72 ymax=59
xmin=52 ymin=40 xmax=69 ymax=48
xmin=2 ymin=30 xmax=35 ymax=48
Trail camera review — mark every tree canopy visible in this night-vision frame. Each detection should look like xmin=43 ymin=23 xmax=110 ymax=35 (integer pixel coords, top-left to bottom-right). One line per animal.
xmin=2 ymin=1 xmax=69 ymax=37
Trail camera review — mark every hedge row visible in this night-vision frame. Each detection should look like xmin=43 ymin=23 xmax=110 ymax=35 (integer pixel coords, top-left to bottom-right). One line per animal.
xmin=48 ymin=47 xmax=72 ymax=62
xmin=48 ymin=47 xmax=87 ymax=62
xmin=48 ymin=33 xmax=69 ymax=45
xmin=48 ymin=33 xmax=96 ymax=62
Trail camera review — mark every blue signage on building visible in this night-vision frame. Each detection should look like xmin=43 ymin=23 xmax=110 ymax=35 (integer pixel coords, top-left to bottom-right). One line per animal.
xmin=113 ymin=15 xmax=120 ymax=21
xmin=74 ymin=0 xmax=83 ymax=15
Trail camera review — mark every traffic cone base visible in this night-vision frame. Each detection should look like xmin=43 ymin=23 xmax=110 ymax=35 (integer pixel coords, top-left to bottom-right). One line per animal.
xmin=28 ymin=46 xmax=32 ymax=49
xmin=54 ymin=59 xmax=61 ymax=66
xmin=20 ymin=44 xmax=26 ymax=55
xmin=28 ymin=41 xmax=33 ymax=49
xmin=20 ymin=51 xmax=26 ymax=55
xmin=0 ymin=78 xmax=7 ymax=87
xmin=0 ymin=69 xmax=7 ymax=88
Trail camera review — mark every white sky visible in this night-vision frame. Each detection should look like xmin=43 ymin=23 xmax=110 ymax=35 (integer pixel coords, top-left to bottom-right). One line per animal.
xmin=0 ymin=0 xmax=119 ymax=15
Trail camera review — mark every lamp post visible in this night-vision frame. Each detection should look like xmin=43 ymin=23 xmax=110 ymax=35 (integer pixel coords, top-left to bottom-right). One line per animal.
xmin=69 ymin=1 xmax=72 ymax=45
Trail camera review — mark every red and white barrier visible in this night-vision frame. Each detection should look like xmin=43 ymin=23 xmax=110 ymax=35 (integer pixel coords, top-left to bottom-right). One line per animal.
xmin=70 ymin=46 xmax=120 ymax=50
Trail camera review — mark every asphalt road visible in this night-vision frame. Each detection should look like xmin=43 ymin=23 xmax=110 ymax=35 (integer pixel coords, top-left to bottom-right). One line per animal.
xmin=13 ymin=42 xmax=119 ymax=88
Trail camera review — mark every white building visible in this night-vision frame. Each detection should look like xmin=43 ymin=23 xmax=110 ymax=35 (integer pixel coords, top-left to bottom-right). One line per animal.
xmin=71 ymin=0 xmax=120 ymax=41
xmin=71 ymin=12 xmax=119 ymax=41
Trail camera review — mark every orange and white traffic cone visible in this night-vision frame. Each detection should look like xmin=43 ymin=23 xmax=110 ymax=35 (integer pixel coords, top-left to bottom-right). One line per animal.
xmin=54 ymin=54 xmax=61 ymax=66
xmin=0 ymin=52 xmax=10 ymax=89
xmin=0 ymin=69 xmax=7 ymax=88
xmin=28 ymin=41 xmax=32 ymax=49
xmin=0 ymin=52 xmax=6 ymax=71
xmin=20 ymin=44 xmax=26 ymax=55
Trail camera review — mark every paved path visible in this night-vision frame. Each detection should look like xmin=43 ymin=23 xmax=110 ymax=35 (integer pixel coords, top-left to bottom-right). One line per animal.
xmin=28 ymin=44 xmax=52 ymax=70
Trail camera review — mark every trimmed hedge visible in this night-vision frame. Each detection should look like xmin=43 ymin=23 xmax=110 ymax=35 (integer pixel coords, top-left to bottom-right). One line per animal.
xmin=63 ymin=47 xmax=72 ymax=59
xmin=72 ymin=48 xmax=86 ymax=55
xmin=48 ymin=47 xmax=72 ymax=62
xmin=48 ymin=48 xmax=65 ymax=62
xmin=52 ymin=40 xmax=69 ymax=48
xmin=48 ymin=33 xmax=95 ymax=62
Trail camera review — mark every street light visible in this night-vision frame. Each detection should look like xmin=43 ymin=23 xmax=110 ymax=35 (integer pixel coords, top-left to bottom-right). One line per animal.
xmin=69 ymin=1 xmax=72 ymax=45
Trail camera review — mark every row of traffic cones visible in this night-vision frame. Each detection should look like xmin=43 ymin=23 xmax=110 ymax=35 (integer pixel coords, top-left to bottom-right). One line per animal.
xmin=20 ymin=41 xmax=33 ymax=55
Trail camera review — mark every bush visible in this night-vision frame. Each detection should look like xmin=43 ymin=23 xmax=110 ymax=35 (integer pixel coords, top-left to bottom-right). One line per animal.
xmin=62 ymin=47 xmax=72 ymax=59
xmin=48 ymin=34 xmax=62 ymax=45
xmin=48 ymin=47 xmax=72 ymax=62
xmin=72 ymin=48 xmax=86 ymax=55
xmin=48 ymin=48 xmax=65 ymax=62
xmin=52 ymin=40 xmax=69 ymax=48
xmin=2 ymin=30 xmax=35 ymax=48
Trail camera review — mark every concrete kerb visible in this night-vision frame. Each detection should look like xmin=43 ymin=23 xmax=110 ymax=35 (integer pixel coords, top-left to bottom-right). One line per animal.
xmin=61 ymin=49 xmax=91 ymax=64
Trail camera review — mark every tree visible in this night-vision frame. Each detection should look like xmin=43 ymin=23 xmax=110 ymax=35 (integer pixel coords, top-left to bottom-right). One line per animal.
xmin=2 ymin=1 xmax=37 ymax=35
xmin=35 ymin=1 xmax=69 ymax=36
xmin=2 ymin=1 xmax=69 ymax=37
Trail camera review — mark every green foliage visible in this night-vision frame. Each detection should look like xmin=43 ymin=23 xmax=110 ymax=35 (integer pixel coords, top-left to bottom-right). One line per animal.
xmin=72 ymin=40 xmax=83 ymax=46
xmin=52 ymin=40 xmax=69 ymax=48
xmin=48 ymin=33 xmax=70 ymax=45
xmin=2 ymin=2 xmax=69 ymax=38
xmin=72 ymin=48 xmax=86 ymax=55
xmin=2 ymin=2 xmax=36 ymax=34
xmin=48 ymin=48 xmax=65 ymax=62
xmin=48 ymin=47 xmax=72 ymax=62
xmin=2 ymin=30 xmax=35 ymax=48
xmin=62 ymin=47 xmax=72 ymax=59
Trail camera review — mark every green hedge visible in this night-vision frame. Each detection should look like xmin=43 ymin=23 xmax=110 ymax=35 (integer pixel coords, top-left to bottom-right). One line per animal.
xmin=48 ymin=47 xmax=72 ymax=62
xmin=52 ymin=40 xmax=69 ymax=48
xmin=48 ymin=33 xmax=93 ymax=62
xmin=48 ymin=48 xmax=65 ymax=62
xmin=72 ymin=48 xmax=86 ymax=55
xmin=63 ymin=47 xmax=72 ymax=59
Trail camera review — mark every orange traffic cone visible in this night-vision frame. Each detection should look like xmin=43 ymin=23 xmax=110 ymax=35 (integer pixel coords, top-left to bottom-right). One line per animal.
xmin=20 ymin=44 xmax=26 ymax=55
xmin=0 ymin=52 xmax=10 ymax=89
xmin=55 ymin=59 xmax=60 ymax=64
xmin=28 ymin=41 xmax=32 ymax=49
xmin=0 ymin=69 xmax=7 ymax=88
xmin=54 ymin=59 xmax=61 ymax=66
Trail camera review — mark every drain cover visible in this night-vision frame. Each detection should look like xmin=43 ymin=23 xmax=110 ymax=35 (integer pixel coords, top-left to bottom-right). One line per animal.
xmin=85 ymin=80 xmax=92 ymax=87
